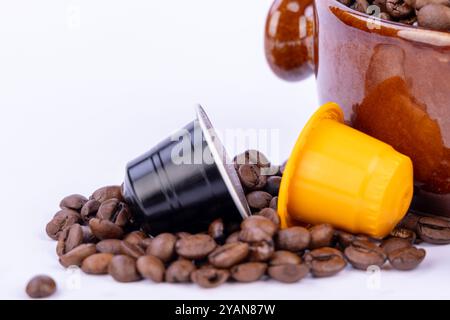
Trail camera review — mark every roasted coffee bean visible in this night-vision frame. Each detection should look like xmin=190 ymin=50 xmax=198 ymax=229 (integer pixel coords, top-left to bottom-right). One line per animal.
xmin=96 ymin=199 xmax=131 ymax=228
xmin=270 ymin=251 xmax=302 ymax=266
xmin=257 ymin=208 xmax=280 ymax=227
xmin=417 ymin=216 xmax=450 ymax=244
xmin=276 ymin=227 xmax=310 ymax=252
xmin=147 ymin=233 xmax=177 ymax=263
xmin=60 ymin=194 xmax=88 ymax=211
xmin=238 ymin=164 xmax=267 ymax=191
xmin=89 ymin=218 xmax=124 ymax=240
xmin=176 ymin=232 xmax=192 ymax=239
xmin=241 ymin=216 xmax=278 ymax=239
xmin=335 ymin=230 xmax=356 ymax=248
xmin=136 ymin=255 xmax=165 ymax=283
xmin=345 ymin=240 xmax=386 ymax=270
xmin=208 ymin=218 xmax=225 ymax=244
xmin=386 ymin=0 xmax=414 ymax=18
xmin=390 ymin=228 xmax=416 ymax=243
xmin=304 ymin=247 xmax=347 ymax=278
xmin=208 ymin=242 xmax=249 ymax=268
xmin=26 ymin=276 xmax=56 ymax=299
xmin=246 ymin=191 xmax=273 ymax=211
xmin=108 ymin=255 xmax=140 ymax=282
xmin=80 ymin=199 xmax=101 ymax=223
xmin=191 ymin=268 xmax=230 ymax=288
xmin=268 ymin=264 xmax=309 ymax=283
xmin=269 ymin=196 xmax=278 ymax=210
xmin=239 ymin=227 xmax=273 ymax=243
xmin=398 ymin=212 xmax=420 ymax=231
xmin=140 ymin=238 xmax=153 ymax=250
xmin=46 ymin=209 xmax=80 ymax=240
xmin=234 ymin=150 xmax=270 ymax=170
xmin=90 ymin=185 xmax=123 ymax=203
xmin=59 ymin=243 xmax=97 ymax=268
xmin=124 ymin=231 xmax=148 ymax=246
xmin=81 ymin=253 xmax=114 ymax=275
xmin=388 ymin=246 xmax=426 ymax=270
xmin=381 ymin=238 xmax=412 ymax=255
xmin=309 ymin=224 xmax=335 ymax=249
xmin=265 ymin=176 xmax=281 ymax=196
xmin=353 ymin=0 xmax=370 ymax=13
xmin=166 ymin=259 xmax=197 ymax=283
xmin=176 ymin=234 xmax=217 ymax=260
xmin=56 ymin=224 xmax=84 ymax=256
xmin=120 ymin=241 xmax=145 ymax=259
xmin=226 ymin=231 xmax=241 ymax=244
xmin=248 ymin=240 xmax=275 ymax=262
xmin=96 ymin=239 xmax=123 ymax=255
xmin=231 ymin=262 xmax=267 ymax=283
xmin=419 ymin=2 xmax=450 ymax=30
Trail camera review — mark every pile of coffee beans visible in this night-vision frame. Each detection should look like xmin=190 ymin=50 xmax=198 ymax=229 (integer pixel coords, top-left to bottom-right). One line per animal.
xmin=27 ymin=150 xmax=450 ymax=298
xmin=338 ymin=0 xmax=450 ymax=31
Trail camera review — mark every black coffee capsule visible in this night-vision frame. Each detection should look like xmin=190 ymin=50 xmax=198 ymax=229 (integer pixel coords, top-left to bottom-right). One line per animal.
xmin=123 ymin=105 xmax=251 ymax=235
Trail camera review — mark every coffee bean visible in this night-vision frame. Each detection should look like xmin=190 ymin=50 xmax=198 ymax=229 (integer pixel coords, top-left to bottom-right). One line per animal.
xmin=140 ymin=238 xmax=153 ymax=250
xmin=246 ymin=191 xmax=273 ymax=211
xmin=176 ymin=232 xmax=192 ymax=239
xmin=388 ymin=246 xmax=426 ymax=270
xmin=120 ymin=241 xmax=145 ymax=259
xmin=304 ymin=247 xmax=347 ymax=277
xmin=269 ymin=197 xmax=278 ymax=210
xmin=386 ymin=0 xmax=414 ymax=18
xmin=390 ymin=228 xmax=416 ymax=243
xmin=276 ymin=227 xmax=310 ymax=252
xmin=60 ymin=194 xmax=88 ymax=211
xmin=46 ymin=209 xmax=80 ymax=240
xmin=265 ymin=176 xmax=281 ymax=196
xmin=96 ymin=239 xmax=123 ymax=255
xmin=136 ymin=255 xmax=165 ymax=283
xmin=345 ymin=240 xmax=386 ymax=270
xmin=108 ymin=255 xmax=141 ymax=283
xmin=239 ymin=227 xmax=273 ymax=243
xmin=268 ymin=264 xmax=309 ymax=283
xmin=175 ymin=234 xmax=217 ymax=260
xmin=248 ymin=240 xmax=275 ymax=262
xmin=208 ymin=218 xmax=225 ymax=244
xmin=26 ymin=275 xmax=56 ymax=299
xmin=81 ymin=253 xmax=114 ymax=275
xmin=90 ymin=185 xmax=123 ymax=203
xmin=309 ymin=224 xmax=335 ymax=249
xmin=270 ymin=251 xmax=302 ymax=266
xmin=208 ymin=242 xmax=249 ymax=268
xmin=234 ymin=150 xmax=270 ymax=170
xmin=191 ymin=268 xmax=230 ymax=288
xmin=96 ymin=199 xmax=131 ymax=228
xmin=166 ymin=259 xmax=197 ymax=283
xmin=56 ymin=224 xmax=84 ymax=256
xmin=335 ymin=230 xmax=356 ymax=248
xmin=417 ymin=216 xmax=450 ymax=244
xmin=147 ymin=233 xmax=177 ymax=263
xmin=89 ymin=218 xmax=124 ymax=240
xmin=398 ymin=212 xmax=420 ymax=231
xmin=381 ymin=238 xmax=412 ymax=255
xmin=241 ymin=215 xmax=278 ymax=239
xmin=124 ymin=231 xmax=148 ymax=246
xmin=238 ymin=164 xmax=267 ymax=191
xmin=231 ymin=262 xmax=267 ymax=283
xmin=80 ymin=199 xmax=101 ymax=223
xmin=59 ymin=243 xmax=97 ymax=268
xmin=225 ymin=231 xmax=240 ymax=244
xmin=418 ymin=3 xmax=450 ymax=30
xmin=256 ymin=208 xmax=280 ymax=227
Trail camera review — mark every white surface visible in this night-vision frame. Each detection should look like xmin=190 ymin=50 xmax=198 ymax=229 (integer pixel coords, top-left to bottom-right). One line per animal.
xmin=0 ymin=0 xmax=449 ymax=300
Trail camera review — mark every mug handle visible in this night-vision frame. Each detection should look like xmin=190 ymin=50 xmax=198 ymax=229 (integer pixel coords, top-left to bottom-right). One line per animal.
xmin=265 ymin=0 xmax=316 ymax=81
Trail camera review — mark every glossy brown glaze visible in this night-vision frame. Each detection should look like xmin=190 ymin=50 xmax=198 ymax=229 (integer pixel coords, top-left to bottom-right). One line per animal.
xmin=265 ymin=0 xmax=450 ymax=217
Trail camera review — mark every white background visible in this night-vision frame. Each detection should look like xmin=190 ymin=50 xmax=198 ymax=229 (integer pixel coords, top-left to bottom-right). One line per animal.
xmin=0 ymin=0 xmax=449 ymax=300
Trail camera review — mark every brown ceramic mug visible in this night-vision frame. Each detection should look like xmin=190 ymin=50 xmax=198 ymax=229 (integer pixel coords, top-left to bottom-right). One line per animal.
xmin=265 ymin=0 xmax=450 ymax=217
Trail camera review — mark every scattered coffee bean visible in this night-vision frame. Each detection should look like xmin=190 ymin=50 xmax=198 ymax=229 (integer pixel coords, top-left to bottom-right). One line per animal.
xmin=208 ymin=242 xmax=249 ymax=268
xmin=270 ymin=251 xmax=302 ymax=265
xmin=304 ymin=247 xmax=347 ymax=277
xmin=417 ymin=216 xmax=450 ymax=244
xmin=238 ymin=164 xmax=268 ymax=191
xmin=90 ymin=185 xmax=124 ymax=203
xmin=265 ymin=176 xmax=281 ymax=196
xmin=108 ymin=255 xmax=141 ymax=283
xmin=345 ymin=240 xmax=386 ymax=270
xmin=137 ymin=255 xmax=165 ymax=283
xmin=96 ymin=239 xmax=123 ymax=255
xmin=226 ymin=231 xmax=241 ymax=244
xmin=89 ymin=218 xmax=124 ymax=240
xmin=388 ymin=246 xmax=426 ymax=270
xmin=96 ymin=199 xmax=131 ymax=228
xmin=231 ymin=262 xmax=267 ymax=283
xmin=120 ymin=241 xmax=145 ymax=259
xmin=175 ymin=234 xmax=217 ymax=260
xmin=166 ymin=259 xmax=197 ymax=283
xmin=26 ymin=276 xmax=56 ymax=299
xmin=81 ymin=253 xmax=114 ymax=275
xmin=241 ymin=215 xmax=278 ymax=239
xmin=234 ymin=150 xmax=271 ymax=170
xmin=390 ymin=228 xmax=416 ymax=243
xmin=269 ymin=196 xmax=278 ymax=210
xmin=80 ymin=199 xmax=101 ymax=223
xmin=257 ymin=208 xmax=281 ymax=227
xmin=398 ymin=212 xmax=420 ymax=231
xmin=59 ymin=243 xmax=97 ymax=268
xmin=60 ymin=194 xmax=88 ymax=211
xmin=208 ymin=218 xmax=225 ymax=244
xmin=268 ymin=264 xmax=309 ymax=283
xmin=246 ymin=191 xmax=273 ymax=211
xmin=46 ymin=209 xmax=80 ymax=240
xmin=191 ymin=268 xmax=230 ymax=288
xmin=147 ymin=233 xmax=177 ymax=262
xmin=140 ymin=238 xmax=153 ymax=250
xmin=309 ymin=224 xmax=335 ymax=249
xmin=248 ymin=240 xmax=275 ymax=262
xmin=417 ymin=3 xmax=450 ymax=30
xmin=56 ymin=224 xmax=84 ymax=256
xmin=381 ymin=237 xmax=412 ymax=255
xmin=124 ymin=231 xmax=148 ymax=245
xmin=276 ymin=227 xmax=310 ymax=252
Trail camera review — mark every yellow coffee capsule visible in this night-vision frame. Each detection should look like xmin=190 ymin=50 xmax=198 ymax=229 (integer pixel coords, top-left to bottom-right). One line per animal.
xmin=278 ymin=103 xmax=413 ymax=239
